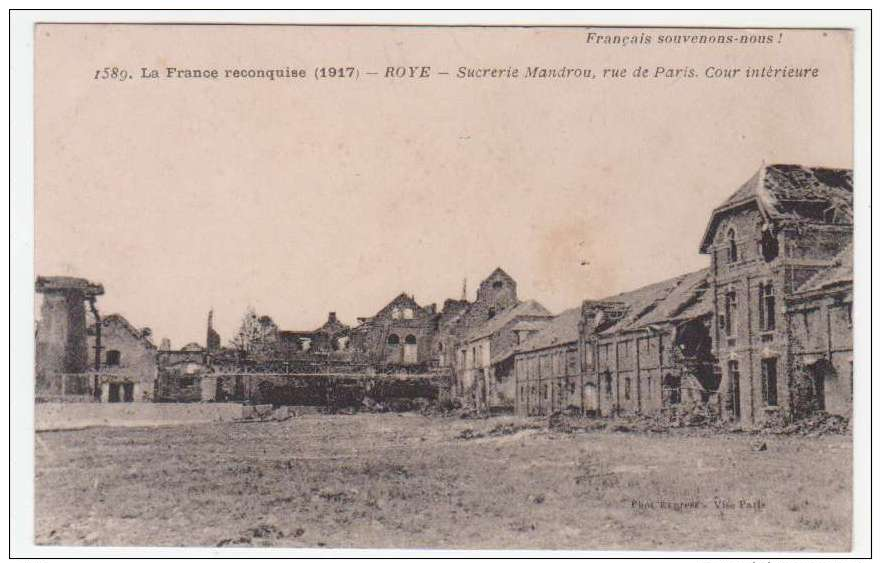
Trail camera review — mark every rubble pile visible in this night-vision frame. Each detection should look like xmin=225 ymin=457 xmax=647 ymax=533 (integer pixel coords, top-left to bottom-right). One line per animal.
xmin=546 ymin=410 xmax=729 ymax=435
xmin=757 ymin=412 xmax=850 ymax=436
xmin=235 ymin=404 xmax=294 ymax=423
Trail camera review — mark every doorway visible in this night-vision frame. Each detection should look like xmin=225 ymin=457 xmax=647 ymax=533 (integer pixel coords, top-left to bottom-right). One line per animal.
xmin=122 ymin=382 xmax=134 ymax=402
xmin=808 ymin=359 xmax=833 ymax=412
xmin=403 ymin=335 xmax=418 ymax=364
xmin=729 ymin=361 xmax=742 ymax=420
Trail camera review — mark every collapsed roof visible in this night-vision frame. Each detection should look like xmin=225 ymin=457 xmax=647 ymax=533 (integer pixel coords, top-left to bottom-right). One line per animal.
xmin=587 ymin=268 xmax=711 ymax=337
xmin=795 ymin=243 xmax=854 ymax=295
xmin=516 ymin=306 xmax=581 ymax=354
xmin=700 ymin=164 xmax=853 ymax=253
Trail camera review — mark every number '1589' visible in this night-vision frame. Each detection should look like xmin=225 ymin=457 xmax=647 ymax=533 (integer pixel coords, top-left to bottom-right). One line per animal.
xmin=94 ymin=67 xmax=130 ymax=81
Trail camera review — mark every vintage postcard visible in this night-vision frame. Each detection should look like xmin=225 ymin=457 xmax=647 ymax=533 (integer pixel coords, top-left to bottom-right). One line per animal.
xmin=13 ymin=10 xmax=869 ymax=557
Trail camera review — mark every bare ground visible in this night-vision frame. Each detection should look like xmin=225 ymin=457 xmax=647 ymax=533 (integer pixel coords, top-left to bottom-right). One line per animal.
xmin=34 ymin=413 xmax=852 ymax=551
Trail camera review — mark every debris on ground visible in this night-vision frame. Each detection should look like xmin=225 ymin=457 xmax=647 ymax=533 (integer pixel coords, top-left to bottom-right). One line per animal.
xmin=546 ymin=410 xmax=726 ymax=435
xmin=457 ymin=406 xmax=490 ymax=420
xmin=756 ymin=412 xmax=850 ymax=436
xmin=487 ymin=421 xmax=542 ymax=436
xmin=456 ymin=427 xmax=484 ymax=440
xmin=360 ymin=397 xmax=389 ymax=413
xmin=455 ymin=420 xmax=542 ymax=441
xmin=541 ymin=409 xmax=850 ymax=437
xmin=418 ymin=398 xmax=461 ymax=417
xmin=234 ymin=405 xmax=293 ymax=423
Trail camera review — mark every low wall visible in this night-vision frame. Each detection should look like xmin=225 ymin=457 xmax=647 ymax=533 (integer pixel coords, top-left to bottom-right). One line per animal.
xmin=35 ymin=402 xmax=243 ymax=432
xmin=158 ymin=371 xmax=450 ymax=408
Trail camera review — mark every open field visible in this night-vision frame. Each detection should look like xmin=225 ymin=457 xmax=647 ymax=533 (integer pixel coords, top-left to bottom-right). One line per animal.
xmin=35 ymin=413 xmax=851 ymax=551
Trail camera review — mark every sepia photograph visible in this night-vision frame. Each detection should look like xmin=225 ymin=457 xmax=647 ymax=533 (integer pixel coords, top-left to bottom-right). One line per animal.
xmin=10 ymin=10 xmax=871 ymax=557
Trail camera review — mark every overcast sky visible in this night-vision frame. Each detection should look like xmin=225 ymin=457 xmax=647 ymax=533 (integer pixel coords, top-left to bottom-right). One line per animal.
xmin=35 ymin=25 xmax=852 ymax=346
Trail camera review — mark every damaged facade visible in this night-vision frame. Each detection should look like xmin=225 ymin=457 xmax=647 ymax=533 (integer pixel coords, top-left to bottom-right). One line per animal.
xmin=457 ymin=300 xmax=552 ymax=412
xmin=514 ymin=163 xmax=853 ymax=425
xmin=516 ymin=270 xmax=714 ymax=418
xmin=34 ymin=164 xmax=853 ymax=423
xmin=513 ymin=307 xmax=582 ymax=416
xmin=34 ymin=276 xmax=104 ymax=398
xmin=783 ymin=244 xmax=853 ymax=418
xmin=87 ymin=314 xmax=158 ymax=402
xmin=702 ymin=164 xmax=853 ymax=424
xmin=350 ymin=294 xmax=439 ymax=372
xmin=278 ymin=312 xmax=351 ymax=356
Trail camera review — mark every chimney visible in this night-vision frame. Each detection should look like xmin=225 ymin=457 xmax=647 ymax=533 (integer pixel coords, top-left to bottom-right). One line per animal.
xmin=328 ymin=312 xmax=338 ymax=324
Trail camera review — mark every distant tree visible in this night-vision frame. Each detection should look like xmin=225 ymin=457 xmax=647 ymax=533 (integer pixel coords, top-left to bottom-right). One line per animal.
xmin=229 ymin=306 xmax=279 ymax=358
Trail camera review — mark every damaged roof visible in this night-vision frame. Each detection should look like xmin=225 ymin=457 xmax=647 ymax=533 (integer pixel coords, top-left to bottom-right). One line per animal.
xmin=87 ymin=313 xmax=156 ymax=349
xmin=627 ymin=269 xmax=712 ymax=328
xmin=464 ymin=300 xmax=551 ymax=343
xmin=590 ymin=268 xmax=711 ymax=336
xmin=516 ymin=307 xmax=581 ymax=353
xmin=701 ymin=164 xmax=853 ymax=253
xmin=795 ymin=243 xmax=853 ymax=294
xmin=35 ymin=276 xmax=104 ymax=295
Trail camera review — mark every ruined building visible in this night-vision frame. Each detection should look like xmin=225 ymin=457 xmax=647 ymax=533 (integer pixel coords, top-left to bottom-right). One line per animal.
xmin=702 ymin=164 xmax=852 ymax=424
xmin=277 ymin=312 xmax=351 ymax=356
xmin=442 ymin=268 xmax=550 ymax=410
xmin=458 ymin=300 xmax=552 ymax=411
xmin=784 ymin=244 xmax=853 ymax=418
xmin=34 ymin=276 xmax=104 ymax=397
xmin=345 ymin=267 xmax=550 ymax=411
xmin=87 ymin=314 xmax=158 ymax=402
xmin=512 ymin=306 xmax=582 ymax=416
xmin=350 ymin=293 xmax=439 ymax=372
xmin=514 ymin=163 xmax=853 ymax=424
xmin=516 ymin=270 xmax=712 ymax=417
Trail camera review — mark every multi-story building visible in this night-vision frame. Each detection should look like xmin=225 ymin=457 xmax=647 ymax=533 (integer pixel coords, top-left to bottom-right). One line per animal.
xmin=701 ymin=164 xmax=852 ymax=424
xmin=513 ymin=307 xmax=582 ymax=416
xmin=515 ymin=269 xmax=712 ymax=418
xmin=515 ymin=163 xmax=853 ymax=425
xmin=784 ymin=243 xmax=853 ymax=418
xmin=457 ymin=299 xmax=551 ymax=411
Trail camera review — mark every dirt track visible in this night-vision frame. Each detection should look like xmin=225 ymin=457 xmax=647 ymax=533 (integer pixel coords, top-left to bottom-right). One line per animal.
xmin=35 ymin=413 xmax=851 ymax=551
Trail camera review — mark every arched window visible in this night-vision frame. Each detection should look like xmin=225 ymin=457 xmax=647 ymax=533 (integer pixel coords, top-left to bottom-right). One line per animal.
xmin=106 ymin=350 xmax=121 ymax=367
xmin=387 ymin=334 xmax=400 ymax=345
xmin=757 ymin=221 xmax=779 ymax=262
xmin=488 ymin=307 xmax=496 ymax=320
xmin=492 ymin=280 xmax=504 ymax=289
xmin=727 ymin=229 xmax=738 ymax=263
xmin=404 ymin=334 xmax=417 ymax=345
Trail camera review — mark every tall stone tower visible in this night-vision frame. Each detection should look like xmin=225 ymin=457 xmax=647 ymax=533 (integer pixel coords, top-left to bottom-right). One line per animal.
xmin=475 ymin=268 xmax=518 ymax=313
xmin=35 ymin=276 xmax=104 ymax=390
